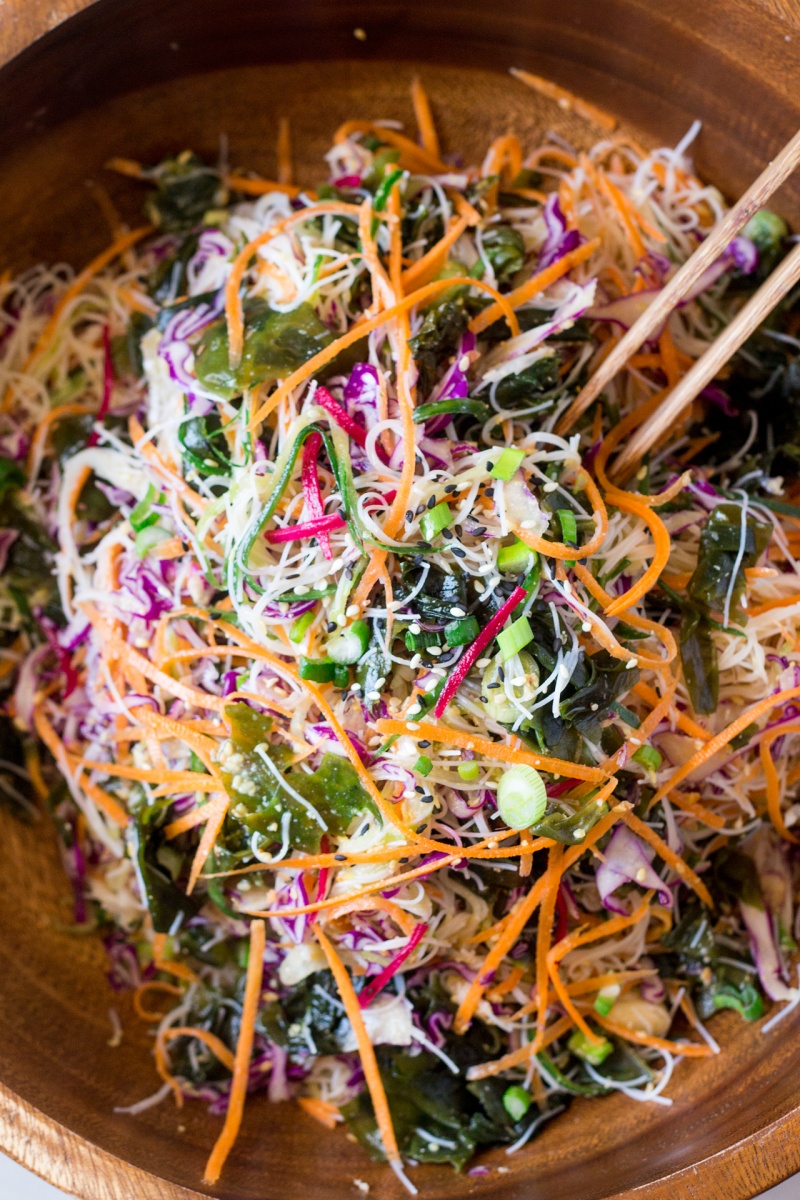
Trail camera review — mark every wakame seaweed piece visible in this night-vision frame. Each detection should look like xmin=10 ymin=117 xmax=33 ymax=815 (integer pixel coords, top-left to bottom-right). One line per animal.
xmin=144 ymin=152 xmax=226 ymax=233
xmin=694 ymin=963 xmax=764 ymax=1022
xmin=194 ymin=299 xmax=335 ymax=400
xmin=261 ymin=970 xmax=353 ymax=1057
xmin=111 ymin=311 xmax=153 ymax=379
xmin=355 ymin=619 xmax=391 ymax=711
xmin=0 ymin=458 xmax=24 ymax=504
xmin=688 ymin=502 xmax=772 ymax=624
xmin=131 ymin=809 xmax=201 ymax=934
xmin=527 ymin=789 xmax=612 ymax=845
xmin=559 ymin=650 xmax=639 ymax=742
xmin=481 ymin=224 xmax=525 ymax=285
xmin=343 ymin=1026 xmax=526 ymax=1171
xmin=661 ymin=903 xmax=719 ymax=968
xmin=413 ymin=398 xmax=490 ymax=424
xmin=149 ymin=231 xmax=200 ymax=305
xmin=221 ymin=704 xmax=375 ymax=852
xmin=394 ymin=562 xmax=468 ymax=626
xmin=680 ymin=608 xmax=719 ymax=716
xmin=408 ymin=299 xmax=469 ymax=398
xmin=492 ymin=355 xmax=562 ymax=411
xmin=179 ymin=407 xmax=232 ymax=477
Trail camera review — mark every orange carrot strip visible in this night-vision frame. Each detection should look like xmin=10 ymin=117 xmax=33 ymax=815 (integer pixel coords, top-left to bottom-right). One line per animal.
xmin=604 ymin=494 xmax=672 ymax=616
xmin=160 ymin=1026 xmax=235 ymax=1072
xmin=469 ymin=238 xmax=600 ymax=335
xmin=133 ymin=980 xmax=182 ymax=1023
xmin=203 ymin=919 xmax=265 ymax=1185
xmin=592 ymin=1012 xmax=713 ymax=1057
xmin=276 ymin=117 xmax=292 ymax=186
xmin=748 ymin=592 xmax=800 ymax=617
xmin=297 ymin=1096 xmax=341 ymax=1130
xmin=622 ymin=810 xmax=713 ymax=906
xmin=648 ymin=683 xmax=800 ymax=808
xmin=509 ymin=469 xmax=608 ymax=561
xmin=313 ymin=922 xmax=400 ymax=1163
xmin=187 ymin=795 xmax=230 ymax=893
xmin=325 ymin=895 xmax=417 ymax=938
xmin=510 ymin=68 xmax=617 ymax=131
xmin=760 ymin=724 xmax=800 ymax=844
xmin=333 ymin=119 xmax=448 ymax=173
xmin=411 ymin=76 xmax=441 ymax=159
xmin=374 ymin=718 xmax=609 ymax=783
xmin=536 ymin=845 xmax=565 ymax=1033
xmin=632 ymin=681 xmax=712 ymax=742
xmin=72 ymin=769 xmax=131 ymax=829
xmin=485 ymin=965 xmax=525 ymax=1002
xmin=466 ymin=1015 xmax=574 ymax=1080
xmin=226 ymin=174 xmax=308 ymax=198
xmin=572 ymin=563 xmax=677 ymax=669
xmin=401 ymin=216 xmax=469 ymax=292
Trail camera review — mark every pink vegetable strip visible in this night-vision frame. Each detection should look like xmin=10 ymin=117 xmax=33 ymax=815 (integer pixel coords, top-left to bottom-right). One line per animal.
xmin=358 ymin=923 xmax=428 ymax=1008
xmin=434 ymin=586 xmax=527 ymax=717
xmin=315 ymin=385 xmax=368 ymax=447
xmin=264 ymin=512 xmax=346 ymax=544
xmin=301 ymin=431 xmax=332 ymax=559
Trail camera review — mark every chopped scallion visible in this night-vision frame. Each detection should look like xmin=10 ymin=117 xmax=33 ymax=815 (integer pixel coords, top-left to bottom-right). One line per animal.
xmin=419 ymin=502 xmax=453 ymax=542
xmin=557 ymin=508 xmax=578 ymax=546
xmin=632 ymin=745 xmax=663 ymax=771
xmin=497 ymin=538 xmax=535 ymax=575
xmin=414 ymin=755 xmax=433 ymax=777
xmin=130 ymin=483 xmax=163 ymax=532
xmin=502 ymin=1085 xmax=531 ymax=1121
xmin=497 ymin=614 xmax=533 ymax=661
xmin=298 ymin=657 xmax=336 ymax=683
xmin=134 ymin=524 xmax=170 ymax=558
xmin=457 ymin=761 xmax=480 ymax=782
xmin=289 ymin=609 xmax=316 ymax=644
xmin=593 ymin=984 xmax=621 ymax=1017
xmin=496 ymin=764 xmax=547 ymax=829
xmin=327 ymin=619 xmax=370 ymax=663
xmin=568 ymin=1028 xmax=613 ymax=1065
xmin=490 ymin=447 xmax=526 ymax=481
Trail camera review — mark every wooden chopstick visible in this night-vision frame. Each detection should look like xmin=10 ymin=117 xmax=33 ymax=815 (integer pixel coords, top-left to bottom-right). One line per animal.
xmin=611 ymin=238 xmax=800 ymax=479
xmin=555 ymin=126 xmax=800 ymax=435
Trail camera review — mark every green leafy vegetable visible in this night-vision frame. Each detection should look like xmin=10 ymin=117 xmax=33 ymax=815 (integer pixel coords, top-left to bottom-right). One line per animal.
xmin=131 ymin=809 xmax=201 ymax=933
xmin=481 ymin=225 xmax=525 ymax=284
xmin=408 ymin=300 xmax=469 ymax=397
xmin=144 ymin=151 xmax=225 ymax=233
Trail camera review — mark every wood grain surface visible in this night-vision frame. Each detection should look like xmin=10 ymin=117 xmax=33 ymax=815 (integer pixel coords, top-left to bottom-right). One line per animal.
xmin=2 ymin=3 xmax=800 ymax=1200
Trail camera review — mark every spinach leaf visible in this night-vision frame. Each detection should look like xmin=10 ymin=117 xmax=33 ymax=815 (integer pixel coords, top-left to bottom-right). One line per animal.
xmin=144 ymin=152 xmax=224 ymax=233
xmin=195 ymin=300 xmax=334 ymax=400
xmin=407 ymin=300 xmax=469 ymax=398
xmin=481 ymin=225 xmax=525 ymax=284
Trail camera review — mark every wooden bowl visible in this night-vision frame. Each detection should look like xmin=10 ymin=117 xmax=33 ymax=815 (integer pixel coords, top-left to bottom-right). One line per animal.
xmin=2 ymin=2 xmax=800 ymax=1197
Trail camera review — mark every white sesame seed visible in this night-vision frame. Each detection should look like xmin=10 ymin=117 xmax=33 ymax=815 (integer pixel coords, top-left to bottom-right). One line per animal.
xmin=407 ymin=703 xmax=422 ymax=716
xmin=520 ymin=519 xmax=538 ymax=529
xmin=346 ymin=604 xmax=360 ymax=618
xmin=375 ymin=676 xmax=386 ymax=688
xmin=294 ymin=584 xmax=310 ymax=595
xmin=458 ymin=354 xmax=470 ymax=371
xmin=409 ymin=623 xmax=421 ymax=635
xmin=476 ymin=658 xmax=491 ymax=669
xmin=635 ymin=867 xmax=647 ymax=882
xmin=407 ymin=722 xmax=420 ymax=731
xmin=450 ymin=607 xmax=466 ymax=618
xmin=409 ymin=654 xmax=422 ymax=669
xmin=428 ymin=645 xmax=442 ymax=656
xmin=543 ymin=481 xmax=558 ymax=493
xmin=367 ymin=690 xmax=381 ymax=701
xmin=625 ymin=659 xmax=637 ymax=669
xmin=581 ymin=621 xmax=592 ymax=632
xmin=336 ymin=614 xmax=347 ymax=627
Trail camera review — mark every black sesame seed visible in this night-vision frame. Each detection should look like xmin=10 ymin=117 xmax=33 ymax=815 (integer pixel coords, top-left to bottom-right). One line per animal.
xmin=486 ymin=461 xmax=495 ymax=472
xmin=416 ymin=504 xmax=426 ymax=516
xmin=334 ymin=854 xmax=346 ymax=861
xmin=399 ymin=857 xmax=410 ymax=864
xmin=444 ymin=484 xmax=456 ymax=494
xmin=427 ymin=495 xmax=437 ymax=510
xmin=498 ymin=666 xmax=506 ymax=682
xmin=487 ymin=682 xmax=501 ymax=689
xmin=422 ymin=794 xmax=434 ymax=803
xmin=417 ymin=541 xmax=432 ymax=551
xmin=441 ymin=528 xmax=453 ymax=540
xmin=454 ymin=525 xmax=464 ymax=538
xmin=414 ymin=785 xmax=425 ymax=794
xmin=479 ymin=695 xmax=489 ymax=703
xmin=485 ymin=487 xmax=495 ymax=499
xmin=418 ymin=739 xmax=432 ymax=748
xmin=452 ymin=547 xmax=467 ymax=559
xmin=472 ymin=525 xmax=487 ymax=536
xmin=405 ymin=509 xmax=414 ymax=522
xmin=327 ymin=621 xmax=337 ymax=633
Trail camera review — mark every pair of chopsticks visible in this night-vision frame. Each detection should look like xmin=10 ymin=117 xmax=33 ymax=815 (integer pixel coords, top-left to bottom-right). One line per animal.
xmin=556 ymin=127 xmax=800 ymax=479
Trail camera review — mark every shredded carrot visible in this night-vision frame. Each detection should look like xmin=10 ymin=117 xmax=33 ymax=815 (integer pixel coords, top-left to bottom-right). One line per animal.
xmin=748 ymin=592 xmax=800 ymax=617
xmin=649 ymin=683 xmax=800 ymax=807
xmin=276 ymin=117 xmax=293 ymax=186
xmin=26 ymin=401 xmax=94 ymax=483
xmin=592 ymin=1011 xmax=714 ymax=1057
xmin=760 ymin=724 xmax=800 ymax=844
xmin=333 ymin=119 xmax=448 ymax=173
xmin=572 ymin=562 xmax=677 ymax=669
xmin=297 ymin=1096 xmax=342 ymax=1130
xmin=632 ymin=681 xmax=712 ymax=742
xmin=133 ymin=980 xmax=183 ymax=1022
xmin=466 ymin=1014 xmax=573 ymax=1080
xmin=482 ymin=135 xmax=523 ymax=186
xmin=187 ymin=795 xmax=230 ymax=893
xmin=313 ymin=922 xmax=400 ymax=1164
xmin=604 ymin=494 xmax=672 ymax=616
xmin=160 ymin=1026 xmax=235 ymax=1073
xmin=411 ymin=76 xmax=441 ymax=159
xmin=374 ymin=718 xmax=609 ymax=783
xmin=470 ymin=238 xmax=600 ymax=335
xmin=204 ymin=919 xmax=266 ymax=1185
xmin=510 ymin=68 xmax=617 ymax=131
xmin=401 ymin=216 xmax=469 ymax=292
xmin=510 ymin=469 xmax=608 ymax=562
xmin=536 ymin=845 xmax=565 ymax=1033
xmin=325 ymin=895 xmax=417 ymax=938
xmin=485 ymin=966 xmax=525 ymax=1002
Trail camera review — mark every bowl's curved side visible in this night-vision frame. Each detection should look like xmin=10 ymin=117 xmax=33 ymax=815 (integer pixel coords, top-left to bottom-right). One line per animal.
xmin=2 ymin=5 xmax=800 ymax=1200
